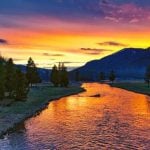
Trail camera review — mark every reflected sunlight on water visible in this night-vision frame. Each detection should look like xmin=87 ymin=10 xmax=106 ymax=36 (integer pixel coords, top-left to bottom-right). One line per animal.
xmin=0 ymin=83 xmax=150 ymax=149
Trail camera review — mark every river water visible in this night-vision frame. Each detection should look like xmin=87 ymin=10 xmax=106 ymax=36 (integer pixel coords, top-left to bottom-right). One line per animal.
xmin=0 ymin=83 xmax=150 ymax=150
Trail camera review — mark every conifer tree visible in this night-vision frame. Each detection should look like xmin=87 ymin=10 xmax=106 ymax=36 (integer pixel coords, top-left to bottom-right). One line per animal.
xmin=58 ymin=62 xmax=62 ymax=85
xmin=50 ymin=63 xmax=69 ymax=87
xmin=26 ymin=57 xmax=41 ymax=87
xmin=60 ymin=63 xmax=69 ymax=87
xmin=5 ymin=58 xmax=16 ymax=97
xmin=63 ymin=66 xmax=69 ymax=87
xmin=109 ymin=70 xmax=116 ymax=83
xmin=0 ymin=61 xmax=5 ymax=100
xmin=50 ymin=65 xmax=59 ymax=87
xmin=14 ymin=69 xmax=28 ymax=100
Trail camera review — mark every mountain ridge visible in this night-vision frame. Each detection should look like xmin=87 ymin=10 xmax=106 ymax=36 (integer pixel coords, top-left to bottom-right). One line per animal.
xmin=16 ymin=65 xmax=51 ymax=82
xmin=70 ymin=47 xmax=150 ymax=80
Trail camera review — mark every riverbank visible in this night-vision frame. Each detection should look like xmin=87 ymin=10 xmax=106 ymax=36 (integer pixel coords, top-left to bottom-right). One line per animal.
xmin=0 ymin=85 xmax=84 ymax=137
xmin=110 ymin=82 xmax=150 ymax=96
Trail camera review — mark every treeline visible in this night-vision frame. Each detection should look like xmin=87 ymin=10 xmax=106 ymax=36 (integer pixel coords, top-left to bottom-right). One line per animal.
xmin=0 ymin=56 xmax=70 ymax=101
xmin=0 ymin=56 xmax=41 ymax=101
xmin=99 ymin=70 xmax=116 ymax=83
xmin=75 ymin=70 xmax=116 ymax=83
xmin=50 ymin=62 xmax=69 ymax=87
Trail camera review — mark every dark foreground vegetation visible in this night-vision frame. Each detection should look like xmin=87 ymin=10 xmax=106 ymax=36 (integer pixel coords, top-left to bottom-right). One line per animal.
xmin=0 ymin=56 xmax=41 ymax=101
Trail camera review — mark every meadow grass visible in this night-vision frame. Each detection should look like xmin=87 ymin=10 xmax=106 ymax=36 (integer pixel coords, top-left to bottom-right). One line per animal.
xmin=111 ymin=82 xmax=150 ymax=95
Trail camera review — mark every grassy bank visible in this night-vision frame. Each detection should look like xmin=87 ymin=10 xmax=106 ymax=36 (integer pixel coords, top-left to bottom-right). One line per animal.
xmin=0 ymin=85 xmax=84 ymax=137
xmin=111 ymin=82 xmax=150 ymax=95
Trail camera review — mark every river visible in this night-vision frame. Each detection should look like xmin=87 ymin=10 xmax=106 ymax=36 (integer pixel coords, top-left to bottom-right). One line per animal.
xmin=0 ymin=83 xmax=150 ymax=150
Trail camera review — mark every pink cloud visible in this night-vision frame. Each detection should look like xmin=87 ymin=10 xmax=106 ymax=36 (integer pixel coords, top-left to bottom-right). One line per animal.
xmin=100 ymin=2 xmax=150 ymax=24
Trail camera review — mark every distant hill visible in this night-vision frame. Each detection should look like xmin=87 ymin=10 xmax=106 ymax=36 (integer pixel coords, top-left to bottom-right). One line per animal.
xmin=17 ymin=65 xmax=51 ymax=82
xmin=0 ymin=57 xmax=51 ymax=82
xmin=70 ymin=48 xmax=150 ymax=81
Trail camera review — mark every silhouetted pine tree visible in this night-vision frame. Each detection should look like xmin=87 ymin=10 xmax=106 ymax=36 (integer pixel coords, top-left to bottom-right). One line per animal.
xmin=5 ymin=58 xmax=16 ymax=97
xmin=145 ymin=65 xmax=150 ymax=87
xmin=0 ymin=60 xmax=5 ymax=100
xmin=99 ymin=72 xmax=105 ymax=82
xmin=14 ymin=69 xmax=28 ymax=100
xmin=26 ymin=57 xmax=41 ymax=87
xmin=109 ymin=70 xmax=116 ymax=83
xmin=0 ymin=56 xmax=30 ymax=101
xmin=50 ymin=65 xmax=59 ymax=87
xmin=60 ymin=63 xmax=69 ymax=87
xmin=50 ymin=63 xmax=69 ymax=87
xmin=33 ymin=66 xmax=41 ymax=83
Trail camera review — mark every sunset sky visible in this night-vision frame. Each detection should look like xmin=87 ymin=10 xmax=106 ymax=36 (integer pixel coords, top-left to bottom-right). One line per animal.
xmin=0 ymin=0 xmax=150 ymax=70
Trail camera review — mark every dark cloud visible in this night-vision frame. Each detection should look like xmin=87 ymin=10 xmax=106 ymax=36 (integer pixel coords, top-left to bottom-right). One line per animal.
xmin=81 ymin=48 xmax=102 ymax=51
xmin=86 ymin=52 xmax=101 ymax=55
xmin=98 ymin=41 xmax=128 ymax=47
xmin=0 ymin=38 xmax=8 ymax=44
xmin=81 ymin=48 xmax=112 ymax=51
xmin=81 ymin=48 xmax=112 ymax=56
xmin=43 ymin=53 xmax=64 ymax=57
xmin=56 ymin=61 xmax=84 ymax=64
xmin=80 ymin=47 xmax=112 ymax=55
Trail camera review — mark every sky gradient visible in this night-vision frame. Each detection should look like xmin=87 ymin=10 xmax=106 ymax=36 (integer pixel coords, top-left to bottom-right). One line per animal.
xmin=0 ymin=0 xmax=150 ymax=69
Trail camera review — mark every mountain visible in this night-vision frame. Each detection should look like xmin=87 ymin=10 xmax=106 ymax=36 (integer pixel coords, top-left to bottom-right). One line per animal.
xmin=17 ymin=65 xmax=51 ymax=82
xmin=70 ymin=47 xmax=150 ymax=81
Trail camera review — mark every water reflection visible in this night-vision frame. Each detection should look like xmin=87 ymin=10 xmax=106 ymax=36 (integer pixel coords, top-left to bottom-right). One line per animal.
xmin=0 ymin=83 xmax=150 ymax=149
